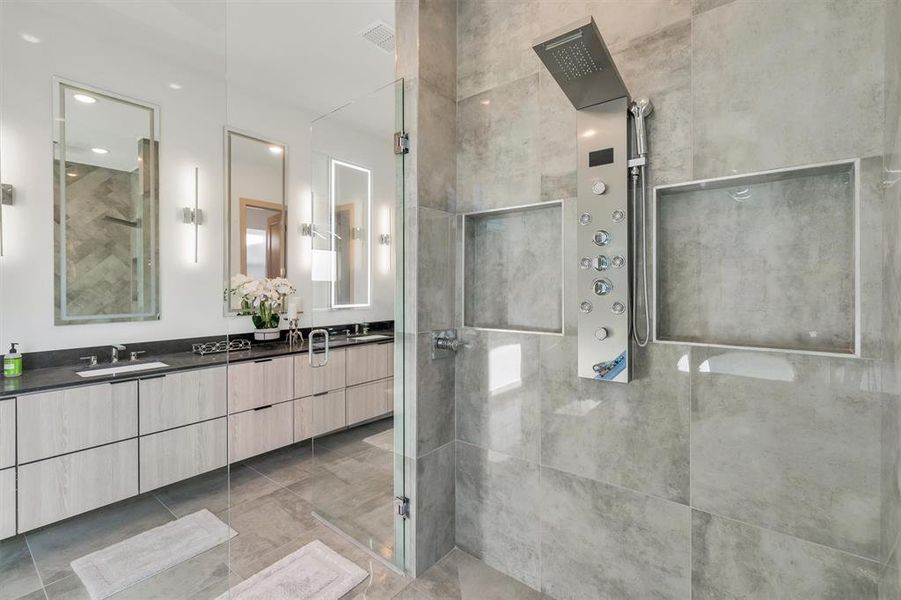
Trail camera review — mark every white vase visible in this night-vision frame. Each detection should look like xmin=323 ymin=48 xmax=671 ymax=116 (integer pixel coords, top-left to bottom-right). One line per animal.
xmin=254 ymin=327 xmax=280 ymax=341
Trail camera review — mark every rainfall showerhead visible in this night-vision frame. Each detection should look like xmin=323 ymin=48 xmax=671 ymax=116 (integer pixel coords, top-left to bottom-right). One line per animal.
xmin=533 ymin=16 xmax=630 ymax=109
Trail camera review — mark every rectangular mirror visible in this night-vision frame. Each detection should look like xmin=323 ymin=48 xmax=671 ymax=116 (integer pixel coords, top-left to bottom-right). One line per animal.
xmin=53 ymin=79 xmax=160 ymax=325
xmin=330 ymin=158 xmax=371 ymax=308
xmin=225 ymin=129 xmax=287 ymax=311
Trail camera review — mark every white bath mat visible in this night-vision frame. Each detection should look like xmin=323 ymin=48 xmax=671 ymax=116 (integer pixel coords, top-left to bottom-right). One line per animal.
xmin=71 ymin=509 xmax=236 ymax=600
xmin=362 ymin=428 xmax=394 ymax=452
xmin=217 ymin=539 xmax=368 ymax=600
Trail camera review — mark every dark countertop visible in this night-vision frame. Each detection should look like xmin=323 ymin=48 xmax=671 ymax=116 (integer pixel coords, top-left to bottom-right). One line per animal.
xmin=0 ymin=332 xmax=395 ymax=398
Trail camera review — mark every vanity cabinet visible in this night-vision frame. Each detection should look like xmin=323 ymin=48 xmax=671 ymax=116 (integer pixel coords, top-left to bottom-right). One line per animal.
xmin=346 ymin=342 xmax=392 ymax=386
xmin=228 ymin=356 xmax=293 ymax=413
xmin=0 ymin=399 xmax=15 ymax=469
xmin=229 ymin=401 xmax=294 ymax=462
xmin=139 ymin=367 xmax=227 ymax=434
xmin=0 ymin=468 xmax=15 ymax=539
xmin=17 ymin=382 xmax=137 ymax=463
xmin=18 ymin=439 xmax=138 ymax=532
xmin=294 ymin=389 xmax=346 ymax=442
xmin=346 ymin=379 xmax=392 ymax=426
xmin=312 ymin=348 xmax=346 ymax=394
xmin=140 ymin=418 xmax=227 ymax=492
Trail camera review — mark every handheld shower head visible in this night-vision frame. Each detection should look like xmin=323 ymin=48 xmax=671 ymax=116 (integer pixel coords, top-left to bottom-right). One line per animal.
xmin=629 ymin=98 xmax=653 ymax=158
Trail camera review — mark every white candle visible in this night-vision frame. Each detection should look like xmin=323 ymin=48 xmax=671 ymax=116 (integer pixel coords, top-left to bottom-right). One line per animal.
xmin=287 ymin=297 xmax=299 ymax=320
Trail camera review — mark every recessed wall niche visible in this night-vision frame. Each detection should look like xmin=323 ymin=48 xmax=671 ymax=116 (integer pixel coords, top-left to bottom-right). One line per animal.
xmin=654 ymin=160 xmax=858 ymax=355
xmin=463 ymin=202 xmax=563 ymax=334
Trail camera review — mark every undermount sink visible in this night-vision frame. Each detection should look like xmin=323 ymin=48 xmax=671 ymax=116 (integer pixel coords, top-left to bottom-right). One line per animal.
xmin=349 ymin=334 xmax=391 ymax=342
xmin=76 ymin=361 xmax=169 ymax=378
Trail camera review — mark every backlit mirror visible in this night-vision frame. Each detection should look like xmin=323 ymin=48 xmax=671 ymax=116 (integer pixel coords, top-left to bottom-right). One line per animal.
xmin=330 ymin=158 xmax=371 ymax=307
xmin=225 ymin=129 xmax=287 ymax=311
xmin=53 ymin=79 xmax=160 ymax=325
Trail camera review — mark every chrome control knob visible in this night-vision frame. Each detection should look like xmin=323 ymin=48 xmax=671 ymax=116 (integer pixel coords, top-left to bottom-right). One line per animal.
xmin=593 ymin=278 xmax=613 ymax=296
xmin=580 ymin=301 xmax=593 ymax=313
xmin=593 ymin=230 xmax=610 ymax=246
xmin=592 ymin=180 xmax=607 ymax=195
xmin=594 ymin=255 xmax=609 ymax=271
xmin=611 ymin=255 xmax=625 ymax=268
xmin=579 ymin=213 xmax=592 ymax=225
xmin=595 ymin=327 xmax=609 ymax=340
xmin=579 ymin=257 xmax=592 ymax=270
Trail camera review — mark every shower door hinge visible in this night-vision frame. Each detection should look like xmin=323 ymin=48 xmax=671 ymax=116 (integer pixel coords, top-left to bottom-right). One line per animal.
xmin=394 ymin=131 xmax=410 ymax=155
xmin=394 ymin=495 xmax=410 ymax=519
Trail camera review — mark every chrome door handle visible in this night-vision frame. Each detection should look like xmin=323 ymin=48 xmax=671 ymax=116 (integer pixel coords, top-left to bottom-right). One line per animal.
xmin=309 ymin=328 xmax=330 ymax=368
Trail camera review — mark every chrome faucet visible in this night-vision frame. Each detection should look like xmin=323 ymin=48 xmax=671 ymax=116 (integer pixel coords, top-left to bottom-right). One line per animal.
xmin=111 ymin=344 xmax=126 ymax=363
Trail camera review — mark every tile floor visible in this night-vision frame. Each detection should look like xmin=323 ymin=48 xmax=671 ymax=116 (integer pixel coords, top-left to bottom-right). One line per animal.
xmin=0 ymin=418 xmax=537 ymax=599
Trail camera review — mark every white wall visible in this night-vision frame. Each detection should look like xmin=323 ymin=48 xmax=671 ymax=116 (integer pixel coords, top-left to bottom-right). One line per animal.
xmin=0 ymin=2 xmax=396 ymax=353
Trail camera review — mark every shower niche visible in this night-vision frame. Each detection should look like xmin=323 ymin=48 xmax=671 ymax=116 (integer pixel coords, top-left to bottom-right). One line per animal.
xmin=654 ymin=159 xmax=859 ymax=355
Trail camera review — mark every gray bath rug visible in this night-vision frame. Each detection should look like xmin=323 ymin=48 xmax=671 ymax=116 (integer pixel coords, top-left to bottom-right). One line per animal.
xmin=362 ymin=428 xmax=394 ymax=452
xmin=217 ymin=539 xmax=368 ymax=600
xmin=71 ymin=509 xmax=236 ymax=600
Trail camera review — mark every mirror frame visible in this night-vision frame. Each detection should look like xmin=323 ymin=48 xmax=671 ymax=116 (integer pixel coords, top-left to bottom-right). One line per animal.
xmin=223 ymin=127 xmax=288 ymax=314
xmin=52 ymin=77 xmax=161 ymax=325
xmin=329 ymin=157 xmax=371 ymax=309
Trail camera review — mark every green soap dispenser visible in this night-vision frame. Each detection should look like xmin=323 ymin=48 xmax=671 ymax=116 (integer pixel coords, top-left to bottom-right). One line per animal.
xmin=3 ymin=343 xmax=22 ymax=378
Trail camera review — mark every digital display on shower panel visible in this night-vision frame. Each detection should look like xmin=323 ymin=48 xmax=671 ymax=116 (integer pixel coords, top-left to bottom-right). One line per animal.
xmin=576 ymin=98 xmax=631 ymax=383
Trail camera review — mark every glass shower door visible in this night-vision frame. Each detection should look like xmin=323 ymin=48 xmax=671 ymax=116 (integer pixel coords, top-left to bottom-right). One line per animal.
xmin=308 ymin=79 xmax=406 ymax=569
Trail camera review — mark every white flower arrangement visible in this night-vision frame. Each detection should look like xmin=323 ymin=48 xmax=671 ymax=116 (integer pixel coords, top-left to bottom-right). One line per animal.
xmin=228 ymin=274 xmax=296 ymax=329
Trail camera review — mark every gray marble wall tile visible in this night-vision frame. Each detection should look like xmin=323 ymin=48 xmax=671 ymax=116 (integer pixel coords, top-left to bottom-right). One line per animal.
xmin=884 ymin=393 xmax=901 ymax=563
xmin=462 ymin=203 xmax=562 ymax=333
xmin=455 ymin=330 xmax=541 ymax=462
xmin=415 ymin=441 xmax=456 ymax=572
xmin=416 ymin=330 xmax=455 ymax=457
xmin=887 ymin=0 xmax=901 ymax=174
xmin=537 ymin=70 xmax=576 ymax=202
xmin=419 ymin=0 xmax=457 ymax=100
xmin=692 ymin=510 xmax=880 ymax=599
xmin=457 ymin=0 xmax=539 ymax=101
xmin=456 ymin=74 xmax=541 ymax=213
xmin=540 ymin=336 xmax=690 ymax=503
xmin=540 ymin=466 xmax=691 ymax=599
xmin=417 ymin=80 xmax=457 ymax=213
xmin=691 ymin=348 xmax=883 ymax=559
xmin=395 ymin=0 xmax=420 ymax=83
xmin=881 ymin=543 xmax=901 ymax=600
xmin=455 ymin=441 xmax=540 ymax=589
xmin=691 ymin=0 xmax=884 ymax=179
xmin=415 ymin=207 xmax=456 ymax=333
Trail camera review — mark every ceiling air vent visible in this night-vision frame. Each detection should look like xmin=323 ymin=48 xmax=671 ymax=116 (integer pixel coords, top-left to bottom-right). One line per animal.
xmin=360 ymin=20 xmax=395 ymax=54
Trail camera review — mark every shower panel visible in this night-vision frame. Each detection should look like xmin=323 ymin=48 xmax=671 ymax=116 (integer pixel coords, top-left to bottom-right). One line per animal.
xmin=534 ymin=16 xmax=650 ymax=383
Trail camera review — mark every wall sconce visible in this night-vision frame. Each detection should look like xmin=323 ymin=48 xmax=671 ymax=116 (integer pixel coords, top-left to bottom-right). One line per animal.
xmin=379 ymin=233 xmax=391 ymax=245
xmin=181 ymin=167 xmax=202 ymax=263
xmin=0 ymin=183 xmax=13 ymax=257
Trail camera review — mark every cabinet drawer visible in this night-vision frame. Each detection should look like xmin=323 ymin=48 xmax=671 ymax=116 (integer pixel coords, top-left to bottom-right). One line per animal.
xmin=346 ymin=343 xmax=391 ymax=386
xmin=140 ymin=418 xmax=227 ymax=492
xmin=18 ymin=382 xmax=137 ymax=463
xmin=18 ymin=440 xmax=138 ymax=532
xmin=228 ymin=401 xmax=294 ymax=462
xmin=140 ymin=367 xmax=227 ymax=434
xmin=346 ymin=380 xmax=391 ymax=426
xmin=228 ymin=357 xmax=293 ymax=413
xmin=0 ymin=467 xmax=14 ymax=540
xmin=312 ymin=348 xmax=345 ymax=394
xmin=0 ymin=399 xmax=15 ymax=469
xmin=294 ymin=390 xmax=346 ymax=442
xmin=294 ymin=355 xmax=312 ymax=399
xmin=384 ymin=377 xmax=395 ymax=413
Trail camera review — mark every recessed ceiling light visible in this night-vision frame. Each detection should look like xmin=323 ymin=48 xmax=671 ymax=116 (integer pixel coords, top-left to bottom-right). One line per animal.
xmin=269 ymin=145 xmax=283 ymax=155
xmin=66 ymin=171 xmax=78 ymax=177
xmin=480 ymin=99 xmax=491 ymax=106
xmin=20 ymin=33 xmax=41 ymax=44
xmin=91 ymin=147 xmax=109 ymax=155
xmin=168 ymin=82 xmax=182 ymax=90
xmin=73 ymin=93 xmax=96 ymax=104
xmin=581 ymin=129 xmax=597 ymax=138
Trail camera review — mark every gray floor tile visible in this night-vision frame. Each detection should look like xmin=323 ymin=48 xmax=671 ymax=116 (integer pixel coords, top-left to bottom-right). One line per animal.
xmin=26 ymin=496 xmax=174 ymax=586
xmin=396 ymin=548 xmax=540 ymax=600
xmin=0 ymin=536 xmax=44 ymax=600
xmin=153 ymin=464 xmax=278 ymax=518
xmin=240 ymin=442 xmax=314 ymax=488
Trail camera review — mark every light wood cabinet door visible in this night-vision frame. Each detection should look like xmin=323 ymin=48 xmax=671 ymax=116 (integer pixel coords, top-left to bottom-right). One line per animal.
xmin=17 ymin=382 xmax=137 ymax=464
xmin=18 ymin=440 xmax=138 ymax=532
xmin=293 ymin=355 xmax=312 ymax=399
xmin=387 ymin=342 xmax=395 ymax=377
xmin=228 ymin=357 xmax=293 ymax=413
xmin=140 ymin=367 xmax=227 ymax=434
xmin=228 ymin=401 xmax=294 ymax=462
xmin=346 ymin=343 xmax=391 ymax=386
xmin=0 ymin=467 xmax=14 ymax=540
xmin=311 ymin=348 xmax=346 ymax=394
xmin=140 ymin=418 xmax=227 ymax=492
xmin=346 ymin=380 xmax=391 ymax=426
xmin=0 ymin=399 xmax=15 ymax=469
xmin=384 ymin=377 xmax=395 ymax=413
xmin=294 ymin=390 xmax=346 ymax=442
